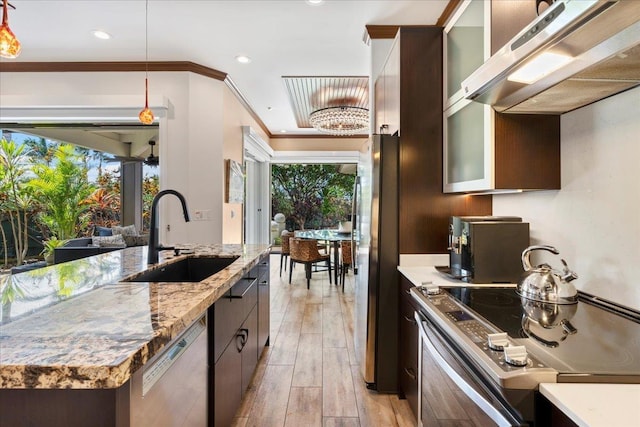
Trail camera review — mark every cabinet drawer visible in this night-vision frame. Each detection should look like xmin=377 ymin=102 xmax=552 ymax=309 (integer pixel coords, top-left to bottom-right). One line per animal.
xmin=232 ymin=276 xmax=258 ymax=321
xmin=212 ymin=291 xmax=245 ymax=364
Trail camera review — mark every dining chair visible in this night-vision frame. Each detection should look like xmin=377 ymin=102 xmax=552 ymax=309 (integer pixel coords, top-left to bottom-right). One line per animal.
xmin=340 ymin=240 xmax=352 ymax=291
xmin=289 ymin=238 xmax=332 ymax=289
xmin=280 ymin=232 xmax=291 ymax=277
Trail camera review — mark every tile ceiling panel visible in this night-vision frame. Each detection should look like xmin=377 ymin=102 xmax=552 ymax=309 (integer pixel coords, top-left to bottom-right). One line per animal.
xmin=283 ymin=76 xmax=369 ymax=128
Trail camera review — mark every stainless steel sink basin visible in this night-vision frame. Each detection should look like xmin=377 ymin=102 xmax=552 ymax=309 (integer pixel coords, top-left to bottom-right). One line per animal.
xmin=125 ymin=257 xmax=239 ymax=283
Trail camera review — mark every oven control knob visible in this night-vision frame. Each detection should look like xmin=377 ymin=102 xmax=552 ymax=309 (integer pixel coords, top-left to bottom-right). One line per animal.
xmin=504 ymin=345 xmax=529 ymax=367
xmin=421 ymin=282 xmax=441 ymax=295
xmin=487 ymin=333 xmax=509 ymax=351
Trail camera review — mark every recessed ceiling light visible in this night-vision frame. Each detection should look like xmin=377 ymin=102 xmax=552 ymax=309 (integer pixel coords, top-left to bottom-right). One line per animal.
xmin=92 ymin=30 xmax=112 ymax=40
xmin=280 ymin=130 xmax=287 ymax=133
xmin=267 ymin=107 xmax=273 ymax=111
xmin=306 ymin=0 xmax=324 ymax=5
xmin=235 ymin=55 xmax=252 ymax=64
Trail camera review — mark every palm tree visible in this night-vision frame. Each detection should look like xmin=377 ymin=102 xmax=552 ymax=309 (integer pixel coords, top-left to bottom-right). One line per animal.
xmin=0 ymin=138 xmax=34 ymax=267
xmin=29 ymin=144 xmax=97 ymax=240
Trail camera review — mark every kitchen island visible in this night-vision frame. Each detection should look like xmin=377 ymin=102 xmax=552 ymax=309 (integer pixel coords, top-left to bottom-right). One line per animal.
xmin=0 ymin=243 xmax=270 ymax=426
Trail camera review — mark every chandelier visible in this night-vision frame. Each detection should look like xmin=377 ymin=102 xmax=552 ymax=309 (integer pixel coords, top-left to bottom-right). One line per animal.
xmin=309 ymin=106 xmax=369 ymax=136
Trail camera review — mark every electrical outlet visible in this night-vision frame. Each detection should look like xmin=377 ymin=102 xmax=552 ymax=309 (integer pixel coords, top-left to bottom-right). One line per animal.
xmin=193 ymin=209 xmax=211 ymax=221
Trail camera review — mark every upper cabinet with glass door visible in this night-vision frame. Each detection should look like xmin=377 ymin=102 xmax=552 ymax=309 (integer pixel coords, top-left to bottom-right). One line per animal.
xmin=445 ymin=0 xmax=488 ymax=110
xmin=443 ymin=0 xmax=561 ymax=194
xmin=444 ymin=0 xmax=492 ymax=193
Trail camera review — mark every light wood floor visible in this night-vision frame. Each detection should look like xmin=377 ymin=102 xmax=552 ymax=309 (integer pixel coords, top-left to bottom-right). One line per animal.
xmin=232 ymin=254 xmax=417 ymax=427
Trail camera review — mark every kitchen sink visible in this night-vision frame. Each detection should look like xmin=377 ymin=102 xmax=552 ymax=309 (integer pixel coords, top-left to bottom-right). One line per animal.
xmin=125 ymin=256 xmax=239 ymax=283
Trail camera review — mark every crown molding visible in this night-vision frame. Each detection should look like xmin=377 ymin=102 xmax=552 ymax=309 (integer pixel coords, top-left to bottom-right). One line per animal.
xmin=364 ymin=25 xmax=400 ymax=41
xmin=270 ymin=133 xmax=368 ymax=139
xmin=436 ymin=0 xmax=463 ymax=27
xmin=0 ymin=61 xmax=228 ymax=80
xmin=272 ymin=150 xmax=359 ymax=164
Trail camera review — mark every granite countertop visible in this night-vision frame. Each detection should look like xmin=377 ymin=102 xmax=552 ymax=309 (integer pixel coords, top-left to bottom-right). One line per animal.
xmin=0 ymin=244 xmax=269 ymax=390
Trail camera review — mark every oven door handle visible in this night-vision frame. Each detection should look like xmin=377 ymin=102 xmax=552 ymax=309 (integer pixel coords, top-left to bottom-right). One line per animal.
xmin=414 ymin=311 xmax=518 ymax=427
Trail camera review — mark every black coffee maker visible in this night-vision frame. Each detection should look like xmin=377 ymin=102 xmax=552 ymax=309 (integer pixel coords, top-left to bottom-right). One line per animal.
xmin=448 ymin=216 xmax=530 ymax=283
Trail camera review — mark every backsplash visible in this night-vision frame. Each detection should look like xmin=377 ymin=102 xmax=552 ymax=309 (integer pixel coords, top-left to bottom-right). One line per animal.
xmin=493 ymin=86 xmax=640 ymax=310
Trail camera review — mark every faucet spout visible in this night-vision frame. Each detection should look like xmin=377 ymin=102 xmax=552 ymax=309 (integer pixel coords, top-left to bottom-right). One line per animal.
xmin=148 ymin=189 xmax=191 ymax=264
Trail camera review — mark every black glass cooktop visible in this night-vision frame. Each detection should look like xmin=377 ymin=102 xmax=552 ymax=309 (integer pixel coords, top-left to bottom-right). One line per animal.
xmin=442 ymin=287 xmax=640 ymax=379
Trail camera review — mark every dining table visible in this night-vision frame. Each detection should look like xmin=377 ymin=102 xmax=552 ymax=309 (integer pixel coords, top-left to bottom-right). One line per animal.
xmin=294 ymin=229 xmax=357 ymax=285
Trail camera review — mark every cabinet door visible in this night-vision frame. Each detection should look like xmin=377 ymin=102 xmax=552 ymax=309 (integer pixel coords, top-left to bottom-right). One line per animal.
xmin=374 ymin=74 xmax=387 ymax=134
xmin=241 ymin=305 xmax=259 ymax=395
xmin=398 ymin=278 xmax=419 ymax=420
xmin=385 ymin=36 xmax=400 ymax=136
xmin=443 ymin=98 xmax=493 ymax=193
xmin=213 ymin=341 xmax=242 ymax=427
xmin=375 ymin=35 xmax=400 ymax=136
xmin=444 ymin=0 xmax=489 ymax=109
xmin=258 ymin=258 xmax=270 ymax=350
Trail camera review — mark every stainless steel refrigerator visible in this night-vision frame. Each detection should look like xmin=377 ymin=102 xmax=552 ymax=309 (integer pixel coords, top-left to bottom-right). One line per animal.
xmin=353 ymin=134 xmax=399 ymax=392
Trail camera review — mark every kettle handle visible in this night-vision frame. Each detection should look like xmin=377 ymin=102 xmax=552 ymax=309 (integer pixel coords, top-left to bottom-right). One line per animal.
xmin=522 ymin=245 xmax=559 ymax=270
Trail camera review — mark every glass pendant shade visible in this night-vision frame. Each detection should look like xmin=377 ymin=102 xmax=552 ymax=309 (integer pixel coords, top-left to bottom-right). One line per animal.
xmin=309 ymin=106 xmax=369 ymax=136
xmin=0 ymin=0 xmax=20 ymax=59
xmin=139 ymin=79 xmax=154 ymax=125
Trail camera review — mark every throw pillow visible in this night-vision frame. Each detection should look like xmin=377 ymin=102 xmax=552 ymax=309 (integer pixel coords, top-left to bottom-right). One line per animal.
xmin=112 ymin=224 xmax=138 ymax=237
xmin=122 ymin=234 xmax=149 ymax=247
xmin=92 ymin=234 xmax=127 ymax=248
xmin=95 ymin=226 xmax=113 ymax=236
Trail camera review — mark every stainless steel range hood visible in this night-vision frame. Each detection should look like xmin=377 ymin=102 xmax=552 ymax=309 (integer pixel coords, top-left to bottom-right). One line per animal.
xmin=462 ymin=0 xmax=640 ymax=114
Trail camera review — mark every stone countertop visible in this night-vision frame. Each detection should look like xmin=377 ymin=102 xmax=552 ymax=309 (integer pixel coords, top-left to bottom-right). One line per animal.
xmin=399 ymin=266 xmax=640 ymax=426
xmin=0 ymin=244 xmax=270 ymax=390
xmin=540 ymin=383 xmax=640 ymax=427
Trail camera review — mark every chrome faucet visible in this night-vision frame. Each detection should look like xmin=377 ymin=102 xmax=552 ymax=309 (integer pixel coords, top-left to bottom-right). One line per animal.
xmin=148 ymin=189 xmax=190 ymax=264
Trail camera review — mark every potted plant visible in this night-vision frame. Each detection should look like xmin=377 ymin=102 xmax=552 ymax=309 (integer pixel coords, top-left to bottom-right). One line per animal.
xmin=41 ymin=237 xmax=68 ymax=265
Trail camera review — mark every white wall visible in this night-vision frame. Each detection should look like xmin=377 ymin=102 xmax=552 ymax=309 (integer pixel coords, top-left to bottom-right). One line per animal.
xmin=0 ymin=71 xmax=226 ymax=245
xmin=493 ymin=86 xmax=640 ymax=309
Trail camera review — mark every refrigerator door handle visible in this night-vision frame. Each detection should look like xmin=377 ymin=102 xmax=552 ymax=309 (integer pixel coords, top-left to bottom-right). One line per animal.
xmin=351 ymin=176 xmax=360 ymax=270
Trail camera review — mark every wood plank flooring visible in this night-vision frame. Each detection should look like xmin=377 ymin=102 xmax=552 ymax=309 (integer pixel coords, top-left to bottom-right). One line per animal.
xmin=232 ymin=254 xmax=416 ymax=427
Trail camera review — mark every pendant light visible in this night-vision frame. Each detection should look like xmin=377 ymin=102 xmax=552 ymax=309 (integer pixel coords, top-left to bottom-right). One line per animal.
xmin=0 ymin=0 xmax=21 ymax=59
xmin=138 ymin=0 xmax=154 ymax=125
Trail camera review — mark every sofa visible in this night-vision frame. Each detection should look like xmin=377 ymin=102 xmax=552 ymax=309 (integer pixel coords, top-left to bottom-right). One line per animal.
xmin=53 ymin=237 xmax=123 ymax=264
xmin=53 ymin=226 xmax=149 ymax=264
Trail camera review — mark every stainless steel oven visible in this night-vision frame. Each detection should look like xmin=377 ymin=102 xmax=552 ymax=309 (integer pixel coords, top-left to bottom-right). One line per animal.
xmin=411 ymin=284 xmax=640 ymax=426
xmin=416 ymin=310 xmax=526 ymax=426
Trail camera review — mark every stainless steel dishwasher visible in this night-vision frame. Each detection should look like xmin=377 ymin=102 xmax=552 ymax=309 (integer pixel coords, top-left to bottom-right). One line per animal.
xmin=130 ymin=314 xmax=208 ymax=426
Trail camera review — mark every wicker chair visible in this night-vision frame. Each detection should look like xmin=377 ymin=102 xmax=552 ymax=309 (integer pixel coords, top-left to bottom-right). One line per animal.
xmin=340 ymin=240 xmax=353 ymax=291
xmin=280 ymin=232 xmax=291 ymax=277
xmin=289 ymin=238 xmax=332 ymax=289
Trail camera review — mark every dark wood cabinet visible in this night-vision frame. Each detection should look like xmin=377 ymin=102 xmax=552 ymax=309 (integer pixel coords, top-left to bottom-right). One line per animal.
xmin=398 ymin=276 xmax=420 ymax=420
xmin=212 ymin=332 xmax=243 ymax=427
xmin=257 ymin=255 xmax=270 ymax=350
xmin=211 ymin=256 xmax=269 ymax=427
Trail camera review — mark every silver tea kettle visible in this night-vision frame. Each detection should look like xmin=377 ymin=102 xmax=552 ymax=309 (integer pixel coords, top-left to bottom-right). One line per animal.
xmin=517 ymin=245 xmax=578 ymax=304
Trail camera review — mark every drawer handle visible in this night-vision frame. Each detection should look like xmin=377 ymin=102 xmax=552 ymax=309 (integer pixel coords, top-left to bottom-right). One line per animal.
xmin=404 ymin=367 xmax=416 ymax=381
xmin=236 ymin=328 xmax=249 ymax=352
xmin=231 ymin=278 xmax=257 ymax=298
xmin=403 ymin=315 xmax=417 ymax=325
xmin=259 ymin=280 xmax=268 ymax=286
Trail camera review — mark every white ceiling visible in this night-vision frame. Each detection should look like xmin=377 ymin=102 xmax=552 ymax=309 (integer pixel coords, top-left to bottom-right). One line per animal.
xmin=4 ymin=0 xmax=449 ymax=136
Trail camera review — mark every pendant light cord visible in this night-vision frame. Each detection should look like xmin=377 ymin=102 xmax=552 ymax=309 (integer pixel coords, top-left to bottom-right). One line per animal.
xmin=145 ymin=0 xmax=149 ymax=76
